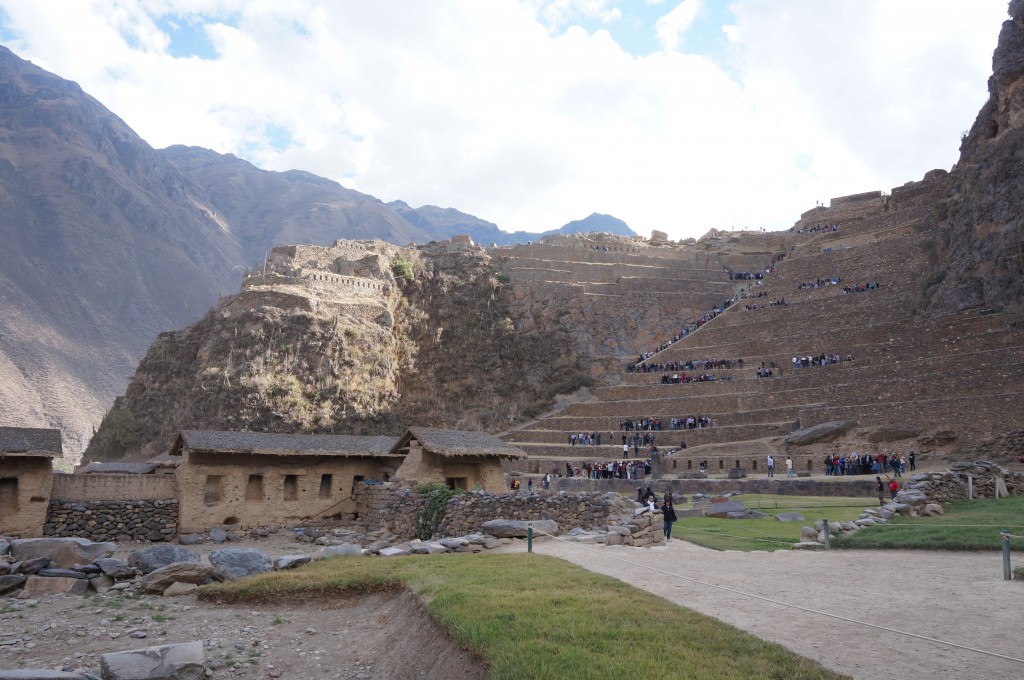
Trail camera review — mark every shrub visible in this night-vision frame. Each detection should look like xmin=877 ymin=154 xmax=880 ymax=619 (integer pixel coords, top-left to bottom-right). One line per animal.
xmin=392 ymin=257 xmax=415 ymax=283
xmin=413 ymin=483 xmax=461 ymax=539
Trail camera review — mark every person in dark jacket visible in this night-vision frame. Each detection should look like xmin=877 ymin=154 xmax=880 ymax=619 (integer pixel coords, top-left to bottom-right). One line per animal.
xmin=662 ymin=498 xmax=678 ymax=540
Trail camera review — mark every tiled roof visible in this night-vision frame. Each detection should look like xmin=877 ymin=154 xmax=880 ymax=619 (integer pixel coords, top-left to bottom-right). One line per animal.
xmin=0 ymin=427 xmax=62 ymax=457
xmin=171 ymin=430 xmax=401 ymax=457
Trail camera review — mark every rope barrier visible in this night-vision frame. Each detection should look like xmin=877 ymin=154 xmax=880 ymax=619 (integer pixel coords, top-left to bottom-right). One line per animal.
xmin=680 ymin=527 xmax=793 ymax=546
xmin=531 ymin=528 xmax=1024 ymax=666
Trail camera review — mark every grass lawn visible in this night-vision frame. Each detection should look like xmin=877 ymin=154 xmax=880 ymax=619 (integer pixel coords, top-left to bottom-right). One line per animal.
xmin=201 ymin=552 xmax=847 ymax=680
xmin=672 ymin=494 xmax=871 ymax=552
xmin=832 ymin=494 xmax=1024 ymax=550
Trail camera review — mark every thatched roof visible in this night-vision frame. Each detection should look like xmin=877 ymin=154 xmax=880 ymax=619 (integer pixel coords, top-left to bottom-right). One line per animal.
xmin=0 ymin=427 xmax=62 ymax=457
xmin=390 ymin=428 xmax=526 ymax=459
xmin=170 ymin=430 xmax=402 ymax=458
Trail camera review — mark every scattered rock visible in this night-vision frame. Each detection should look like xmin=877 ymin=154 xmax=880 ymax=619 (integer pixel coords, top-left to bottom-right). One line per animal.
xmin=141 ymin=562 xmax=215 ymax=594
xmin=0 ymin=574 xmax=27 ymax=594
xmin=22 ymin=575 xmax=89 ymax=596
xmin=177 ymin=534 xmax=204 ymax=546
xmin=14 ymin=558 xmax=52 ymax=575
xmin=480 ymin=519 xmax=559 ymax=538
xmin=0 ymin=670 xmax=93 ymax=679
xmin=36 ymin=569 xmax=87 ymax=579
xmin=273 ymin=555 xmax=312 ymax=570
xmin=162 ymin=582 xmax=198 ymax=597
xmin=208 ymin=549 xmax=271 ymax=580
xmin=208 ymin=528 xmax=228 ymax=544
xmin=10 ymin=538 xmax=115 ymax=570
xmin=922 ymin=503 xmax=945 ymax=517
xmin=775 ymin=512 xmax=806 ymax=522
xmin=784 ymin=420 xmax=856 ymax=445
xmin=95 ymin=558 xmax=135 ymax=579
xmin=313 ymin=544 xmax=362 ymax=560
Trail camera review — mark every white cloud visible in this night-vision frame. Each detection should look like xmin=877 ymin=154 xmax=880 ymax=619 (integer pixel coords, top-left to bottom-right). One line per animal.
xmin=0 ymin=0 xmax=1011 ymax=240
xmin=655 ymin=0 xmax=701 ymax=52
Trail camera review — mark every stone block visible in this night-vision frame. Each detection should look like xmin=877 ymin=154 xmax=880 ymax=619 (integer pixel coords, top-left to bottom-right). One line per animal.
xmin=142 ymin=563 xmax=214 ymax=594
xmin=791 ymin=542 xmax=826 ymax=551
xmin=313 ymin=544 xmax=362 ymax=560
xmin=95 ymin=558 xmax=134 ymax=579
xmin=128 ymin=546 xmax=201 ymax=575
xmin=162 ymin=582 xmax=198 ymax=597
xmin=273 ymin=555 xmax=313 ymax=570
xmin=774 ymin=512 xmax=806 ymax=522
xmin=23 ymin=575 xmax=89 ymax=596
xmin=37 ymin=569 xmax=86 ymax=579
xmin=99 ymin=640 xmax=205 ymax=680
xmin=0 ymin=574 xmax=27 ymax=595
xmin=10 ymin=538 xmax=115 ymax=570
xmin=0 ymin=671 xmax=91 ymax=679
xmin=378 ymin=547 xmax=410 ymax=557
xmin=208 ymin=549 xmax=271 ymax=580
xmin=706 ymin=501 xmax=746 ymax=518
xmin=922 ymin=503 xmax=945 ymax=517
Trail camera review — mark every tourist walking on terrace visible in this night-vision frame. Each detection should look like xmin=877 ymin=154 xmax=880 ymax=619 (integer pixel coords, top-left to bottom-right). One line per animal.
xmin=786 ymin=457 xmax=793 ymax=478
xmin=662 ymin=498 xmax=678 ymax=540
xmin=767 ymin=454 xmax=775 ymax=477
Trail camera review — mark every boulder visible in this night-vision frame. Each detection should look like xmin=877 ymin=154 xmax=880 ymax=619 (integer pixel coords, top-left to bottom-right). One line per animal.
xmin=208 ymin=528 xmax=228 ymax=544
xmin=100 ymin=641 xmax=205 ymax=680
xmin=481 ymin=519 xmax=559 ymax=538
xmin=208 ymin=549 xmax=271 ymax=580
xmin=775 ymin=512 xmax=806 ymax=522
xmin=706 ymin=501 xmax=746 ymax=518
xmin=273 ymin=555 xmax=312 ymax=570
xmin=176 ymin=534 xmax=204 ymax=546
xmin=162 ymin=582 xmax=199 ymax=597
xmin=0 ymin=562 xmax=8 ymax=575
xmin=313 ymin=544 xmax=362 ymax=560
xmin=784 ymin=420 xmax=856 ymax=446
xmin=878 ymin=508 xmax=895 ymax=520
xmin=378 ymin=546 xmax=411 ymax=557
xmin=128 ymin=546 xmax=202 ymax=575
xmin=726 ymin=511 xmax=753 ymax=519
xmin=0 ymin=539 xmax=9 ymax=555
xmin=89 ymin=574 xmax=115 ymax=592
xmin=800 ymin=526 xmax=818 ymax=542
xmin=922 ymin=503 xmax=945 ymax=517
xmin=10 ymin=538 xmax=115 ymax=570
xmin=22 ymin=575 xmax=89 ymax=596
xmin=95 ymin=558 xmax=135 ymax=579
xmin=141 ymin=563 xmax=215 ymax=594
xmin=0 ymin=574 xmax=27 ymax=594
xmin=14 ymin=558 xmax=52 ymax=575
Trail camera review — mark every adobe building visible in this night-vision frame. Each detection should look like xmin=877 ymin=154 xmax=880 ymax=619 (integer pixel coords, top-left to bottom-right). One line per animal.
xmin=171 ymin=430 xmax=401 ymax=534
xmin=0 ymin=427 xmax=62 ymax=537
xmin=390 ymin=427 xmax=525 ymax=491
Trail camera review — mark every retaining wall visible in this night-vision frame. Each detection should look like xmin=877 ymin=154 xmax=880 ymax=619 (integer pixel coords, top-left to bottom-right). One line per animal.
xmin=43 ymin=499 xmax=179 ymax=542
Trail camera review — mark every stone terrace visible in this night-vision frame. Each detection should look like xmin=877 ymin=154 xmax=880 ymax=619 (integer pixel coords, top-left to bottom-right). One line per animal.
xmin=503 ymin=179 xmax=1024 ymax=474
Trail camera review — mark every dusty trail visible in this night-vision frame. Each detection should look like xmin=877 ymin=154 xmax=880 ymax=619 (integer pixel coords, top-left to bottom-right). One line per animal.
xmin=514 ymin=538 xmax=1024 ymax=680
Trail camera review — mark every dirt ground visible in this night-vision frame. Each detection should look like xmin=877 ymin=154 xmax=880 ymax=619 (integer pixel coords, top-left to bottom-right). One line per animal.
xmin=0 ymin=537 xmax=487 ymax=680
xmin=3 ymin=534 xmax=1023 ymax=680
xmin=519 ymin=538 xmax=1024 ymax=680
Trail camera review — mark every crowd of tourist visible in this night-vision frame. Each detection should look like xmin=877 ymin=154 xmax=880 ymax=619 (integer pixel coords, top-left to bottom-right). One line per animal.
xmin=743 ymin=298 xmax=787 ymax=310
xmin=568 ymin=432 xmax=610 ymax=446
xmin=843 ymin=282 xmax=880 ymax=294
xmin=659 ymin=372 xmax=727 ymax=384
xmin=619 ymin=416 xmax=712 ymax=431
xmin=797 ymin=277 xmax=841 ymax=289
xmin=796 ymin=223 xmax=841 ymax=234
xmin=630 ymin=357 xmax=743 ymax=373
xmin=792 ymin=353 xmax=851 ymax=368
xmin=824 ymin=451 xmax=915 ymax=476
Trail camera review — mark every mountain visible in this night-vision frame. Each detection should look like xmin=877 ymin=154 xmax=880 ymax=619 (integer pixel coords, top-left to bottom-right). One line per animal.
xmin=160 ymin=147 xmax=446 ymax=258
xmin=387 ymin=202 xmax=637 ymax=245
xmin=923 ymin=0 xmax=1024 ymax=318
xmin=0 ymin=44 xmax=242 ymax=457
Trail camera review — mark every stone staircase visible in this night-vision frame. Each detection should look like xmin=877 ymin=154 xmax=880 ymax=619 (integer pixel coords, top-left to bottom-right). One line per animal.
xmin=502 ymin=179 xmax=1024 ymax=476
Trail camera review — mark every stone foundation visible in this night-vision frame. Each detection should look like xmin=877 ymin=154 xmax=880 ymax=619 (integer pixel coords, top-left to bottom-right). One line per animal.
xmin=43 ymin=499 xmax=178 ymax=542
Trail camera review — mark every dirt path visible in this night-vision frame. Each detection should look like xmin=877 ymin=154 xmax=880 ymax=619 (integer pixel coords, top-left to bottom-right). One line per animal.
xmin=514 ymin=538 xmax=1024 ymax=679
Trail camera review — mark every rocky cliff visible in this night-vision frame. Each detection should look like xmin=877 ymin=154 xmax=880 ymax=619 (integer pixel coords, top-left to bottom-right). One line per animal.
xmin=84 ymin=239 xmax=592 ymax=461
xmin=926 ymin=0 xmax=1024 ymax=317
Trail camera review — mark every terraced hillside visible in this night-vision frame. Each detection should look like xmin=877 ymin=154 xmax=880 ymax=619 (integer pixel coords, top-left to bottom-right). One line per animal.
xmin=503 ymin=176 xmax=1024 ymax=475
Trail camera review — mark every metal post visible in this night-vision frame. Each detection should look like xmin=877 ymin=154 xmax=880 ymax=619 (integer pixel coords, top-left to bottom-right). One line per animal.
xmin=822 ymin=519 xmax=830 ymax=550
xmin=528 ymin=522 xmax=533 ymax=553
xmin=1003 ymin=530 xmax=1011 ymax=580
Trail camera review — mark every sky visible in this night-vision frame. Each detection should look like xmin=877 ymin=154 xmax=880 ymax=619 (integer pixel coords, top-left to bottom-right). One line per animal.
xmin=0 ymin=0 xmax=1010 ymax=240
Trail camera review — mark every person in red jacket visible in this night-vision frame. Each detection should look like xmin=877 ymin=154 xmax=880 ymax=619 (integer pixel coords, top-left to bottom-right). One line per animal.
xmin=888 ymin=477 xmax=900 ymax=500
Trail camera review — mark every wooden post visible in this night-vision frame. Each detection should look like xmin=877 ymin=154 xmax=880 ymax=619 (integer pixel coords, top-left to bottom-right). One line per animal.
xmin=1002 ymin=530 xmax=1011 ymax=580
xmin=528 ymin=522 xmax=533 ymax=553
xmin=967 ymin=475 xmax=973 ymax=501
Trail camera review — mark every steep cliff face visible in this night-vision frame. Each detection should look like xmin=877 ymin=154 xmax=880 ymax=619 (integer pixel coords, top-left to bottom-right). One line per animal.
xmin=927 ymin=1 xmax=1024 ymax=317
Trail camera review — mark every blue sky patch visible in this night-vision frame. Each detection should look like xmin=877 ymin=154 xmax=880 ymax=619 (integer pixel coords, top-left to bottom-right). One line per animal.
xmin=154 ymin=14 xmax=223 ymax=60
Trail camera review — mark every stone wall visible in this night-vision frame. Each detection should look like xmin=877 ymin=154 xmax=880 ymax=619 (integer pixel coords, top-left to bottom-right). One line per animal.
xmin=355 ymin=483 xmax=634 ymax=540
xmin=43 ymin=499 xmax=179 ymax=542
xmin=550 ymin=476 xmax=876 ymax=498
xmin=51 ymin=472 xmax=177 ymax=501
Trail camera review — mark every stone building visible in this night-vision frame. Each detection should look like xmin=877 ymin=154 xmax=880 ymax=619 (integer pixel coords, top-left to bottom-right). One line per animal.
xmin=389 ymin=428 xmax=524 ymax=491
xmin=170 ymin=430 xmax=401 ymax=534
xmin=0 ymin=426 xmax=62 ymax=537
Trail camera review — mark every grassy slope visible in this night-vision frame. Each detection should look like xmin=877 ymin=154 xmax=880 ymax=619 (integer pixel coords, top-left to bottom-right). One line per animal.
xmin=833 ymin=494 xmax=1024 ymax=550
xmin=672 ymin=494 xmax=870 ymax=552
xmin=201 ymin=553 xmax=847 ymax=680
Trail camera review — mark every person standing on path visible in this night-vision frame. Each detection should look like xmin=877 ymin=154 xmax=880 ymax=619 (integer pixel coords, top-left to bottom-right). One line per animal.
xmin=767 ymin=455 xmax=775 ymax=477
xmin=785 ymin=457 xmax=793 ymax=478
xmin=662 ymin=498 xmax=678 ymax=540
xmin=909 ymin=451 xmax=916 ymax=472
xmin=888 ymin=476 xmax=900 ymax=500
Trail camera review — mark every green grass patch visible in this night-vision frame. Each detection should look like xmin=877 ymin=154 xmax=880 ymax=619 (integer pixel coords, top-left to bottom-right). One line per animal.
xmin=200 ymin=553 xmax=846 ymax=680
xmin=673 ymin=494 xmax=870 ymax=552
xmin=833 ymin=494 xmax=1024 ymax=550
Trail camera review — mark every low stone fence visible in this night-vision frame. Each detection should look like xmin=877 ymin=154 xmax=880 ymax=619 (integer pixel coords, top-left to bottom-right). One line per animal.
xmin=355 ymin=483 xmax=634 ymax=540
xmin=43 ymin=499 xmax=179 ymax=542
